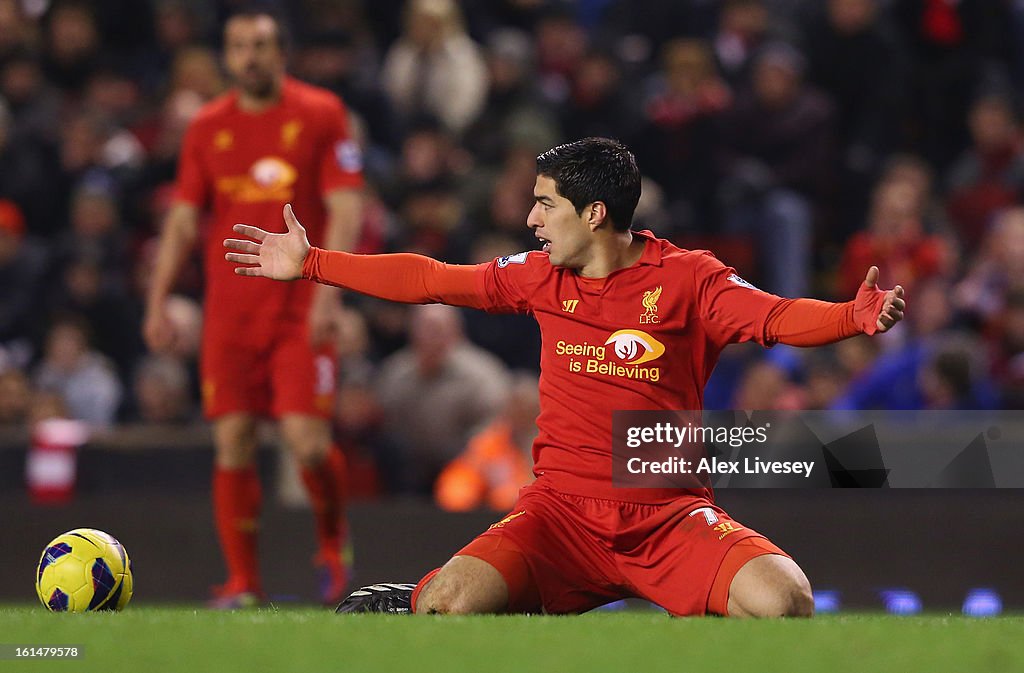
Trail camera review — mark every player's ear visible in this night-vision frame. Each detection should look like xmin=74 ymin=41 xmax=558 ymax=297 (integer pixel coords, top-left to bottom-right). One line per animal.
xmin=587 ymin=201 xmax=607 ymax=231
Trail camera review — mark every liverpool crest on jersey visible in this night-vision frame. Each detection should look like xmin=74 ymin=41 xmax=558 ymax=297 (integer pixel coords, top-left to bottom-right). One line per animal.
xmin=640 ymin=286 xmax=662 ymax=324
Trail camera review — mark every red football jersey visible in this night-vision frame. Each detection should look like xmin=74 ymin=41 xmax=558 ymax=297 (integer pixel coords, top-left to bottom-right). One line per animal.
xmin=474 ymin=231 xmax=783 ymax=503
xmin=175 ymin=77 xmax=363 ymax=326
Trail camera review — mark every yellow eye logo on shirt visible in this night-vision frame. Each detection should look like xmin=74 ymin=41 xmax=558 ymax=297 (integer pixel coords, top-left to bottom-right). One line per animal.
xmin=215 ymin=156 xmax=298 ymax=203
xmin=605 ymin=330 xmax=665 ymax=365
xmin=250 ymin=157 xmax=297 ymax=189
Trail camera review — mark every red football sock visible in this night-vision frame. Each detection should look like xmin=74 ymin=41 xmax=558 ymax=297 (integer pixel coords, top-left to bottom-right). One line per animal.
xmin=411 ymin=568 xmax=442 ymax=614
xmin=300 ymin=445 xmax=349 ymax=562
xmin=212 ymin=465 xmax=262 ymax=593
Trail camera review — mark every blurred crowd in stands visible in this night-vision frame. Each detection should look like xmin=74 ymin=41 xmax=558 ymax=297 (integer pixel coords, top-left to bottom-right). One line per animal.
xmin=2 ymin=0 xmax=1024 ymax=503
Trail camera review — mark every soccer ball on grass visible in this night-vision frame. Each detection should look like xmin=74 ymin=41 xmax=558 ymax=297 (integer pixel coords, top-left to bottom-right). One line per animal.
xmin=35 ymin=528 xmax=134 ymax=612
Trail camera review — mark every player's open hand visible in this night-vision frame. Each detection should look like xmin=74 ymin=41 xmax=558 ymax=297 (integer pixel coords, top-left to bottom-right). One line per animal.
xmin=857 ymin=266 xmax=906 ymax=334
xmin=224 ymin=204 xmax=310 ymax=281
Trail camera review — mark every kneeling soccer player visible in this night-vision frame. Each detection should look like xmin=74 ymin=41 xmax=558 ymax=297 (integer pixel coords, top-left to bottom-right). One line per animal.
xmin=225 ymin=138 xmax=905 ymax=617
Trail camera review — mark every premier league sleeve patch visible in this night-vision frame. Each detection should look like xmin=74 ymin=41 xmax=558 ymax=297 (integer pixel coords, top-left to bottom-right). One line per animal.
xmin=727 ymin=273 xmax=761 ymax=291
xmin=334 ymin=139 xmax=363 ymax=173
xmin=496 ymin=252 xmax=529 ymax=268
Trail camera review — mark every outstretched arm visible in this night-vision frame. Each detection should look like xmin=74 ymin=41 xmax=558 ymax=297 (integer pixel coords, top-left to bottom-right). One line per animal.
xmin=765 ymin=266 xmax=906 ymax=346
xmin=225 ymin=205 xmax=490 ymax=309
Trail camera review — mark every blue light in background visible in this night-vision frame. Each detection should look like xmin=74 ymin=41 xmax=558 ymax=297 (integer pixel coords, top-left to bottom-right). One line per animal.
xmin=812 ymin=590 xmax=841 ymax=613
xmin=879 ymin=589 xmax=922 ymax=615
xmin=962 ymin=588 xmax=1002 ymax=617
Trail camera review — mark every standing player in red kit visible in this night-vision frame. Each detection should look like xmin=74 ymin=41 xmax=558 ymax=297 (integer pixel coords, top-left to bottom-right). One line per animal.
xmin=225 ymin=138 xmax=905 ymax=617
xmin=144 ymin=10 xmax=363 ymax=607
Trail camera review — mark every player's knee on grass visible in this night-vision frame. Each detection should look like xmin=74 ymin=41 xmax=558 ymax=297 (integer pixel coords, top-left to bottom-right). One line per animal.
xmin=213 ymin=414 xmax=259 ymax=468
xmin=727 ymin=554 xmax=814 ymax=618
xmin=416 ymin=556 xmax=509 ymax=615
xmin=279 ymin=415 xmax=332 ymax=467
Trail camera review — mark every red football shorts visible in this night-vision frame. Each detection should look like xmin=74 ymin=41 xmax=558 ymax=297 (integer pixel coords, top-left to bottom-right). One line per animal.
xmin=455 ymin=478 xmax=788 ymax=616
xmin=200 ymin=320 xmax=336 ymax=420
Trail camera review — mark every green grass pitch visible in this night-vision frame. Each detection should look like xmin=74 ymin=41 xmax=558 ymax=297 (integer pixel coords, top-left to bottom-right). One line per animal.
xmin=0 ymin=606 xmax=1020 ymax=673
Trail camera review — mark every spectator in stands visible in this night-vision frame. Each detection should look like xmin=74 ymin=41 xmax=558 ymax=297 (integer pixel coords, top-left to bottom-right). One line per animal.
xmin=379 ymin=116 xmax=464 ymax=209
xmin=1 ymin=49 xmax=62 ymax=143
xmin=136 ymin=0 xmax=207 ymax=95
xmin=832 ymin=278 xmax=997 ymax=409
xmin=55 ymin=178 xmax=128 ymax=285
xmin=717 ymin=42 xmax=835 ymax=296
xmin=169 ymin=47 xmax=226 ymax=103
xmin=48 ymin=253 xmax=143 ymax=380
xmin=533 ymin=6 xmax=588 ymax=107
xmin=83 ymin=67 xmax=143 ymax=131
xmin=0 ymin=199 xmax=48 ymax=347
xmin=633 ymin=38 xmax=732 ymax=232
xmin=397 ymin=177 xmax=465 ymax=259
xmin=132 ymin=354 xmax=194 ymax=423
xmin=435 ymin=372 xmax=539 ymax=512
xmin=0 ymin=96 xmax=61 ymax=236
xmin=712 ymin=0 xmax=774 ymax=88
xmin=732 ymin=360 xmax=804 ymax=410
xmin=0 ymin=367 xmax=32 ymax=426
xmin=0 ymin=0 xmax=33 ymax=58
xmin=381 ymin=0 xmax=488 ymax=136
xmin=33 ymin=315 xmax=122 ymax=426
xmin=987 ymin=290 xmax=1024 ymax=408
xmin=838 ymin=176 xmax=953 ymax=299
xmin=560 ymin=48 xmax=638 ymax=141
xmin=459 ymin=233 xmax=542 ymax=372
xmin=375 ymin=304 xmax=509 ymax=493
xmin=891 ymin=0 xmax=1012 ymax=172
xmin=462 ymin=29 xmax=558 ymax=165
xmin=946 ymin=92 xmax=1024 ymax=251
xmin=42 ymin=0 xmax=102 ymax=95
xmin=955 ymin=207 xmax=1024 ymax=327
xmin=801 ymin=350 xmax=851 ymax=409
xmin=294 ymin=30 xmax=399 ymax=155
xmin=880 ymin=153 xmax=946 ymax=230
xmin=918 ymin=335 xmax=999 ymax=410
xmin=459 ymin=153 xmax=539 ymax=258
xmin=140 ymin=48 xmax=223 ymax=177
xmin=801 ymin=0 xmax=907 ymax=236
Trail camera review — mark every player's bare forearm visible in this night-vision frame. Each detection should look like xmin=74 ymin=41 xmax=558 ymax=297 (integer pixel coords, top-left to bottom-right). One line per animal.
xmin=146 ymin=203 xmax=198 ymax=309
xmin=323 ymin=188 xmax=363 ymax=253
xmin=313 ymin=188 xmax=363 ymax=305
xmin=143 ymin=202 xmax=198 ymax=352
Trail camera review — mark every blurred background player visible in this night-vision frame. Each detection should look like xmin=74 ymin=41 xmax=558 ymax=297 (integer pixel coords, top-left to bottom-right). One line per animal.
xmin=142 ymin=9 xmax=363 ymax=607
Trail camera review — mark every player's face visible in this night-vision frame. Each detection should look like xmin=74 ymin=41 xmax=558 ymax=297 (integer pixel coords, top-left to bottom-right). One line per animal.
xmin=223 ymin=16 xmax=285 ymax=99
xmin=528 ymin=175 xmax=593 ymax=268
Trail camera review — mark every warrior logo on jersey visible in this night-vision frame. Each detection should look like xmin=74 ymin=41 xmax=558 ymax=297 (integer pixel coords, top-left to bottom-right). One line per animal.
xmin=281 ymin=120 xmax=302 ymax=150
xmin=640 ymin=286 xmax=662 ymax=324
xmin=214 ymin=130 xmax=233 ymax=151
